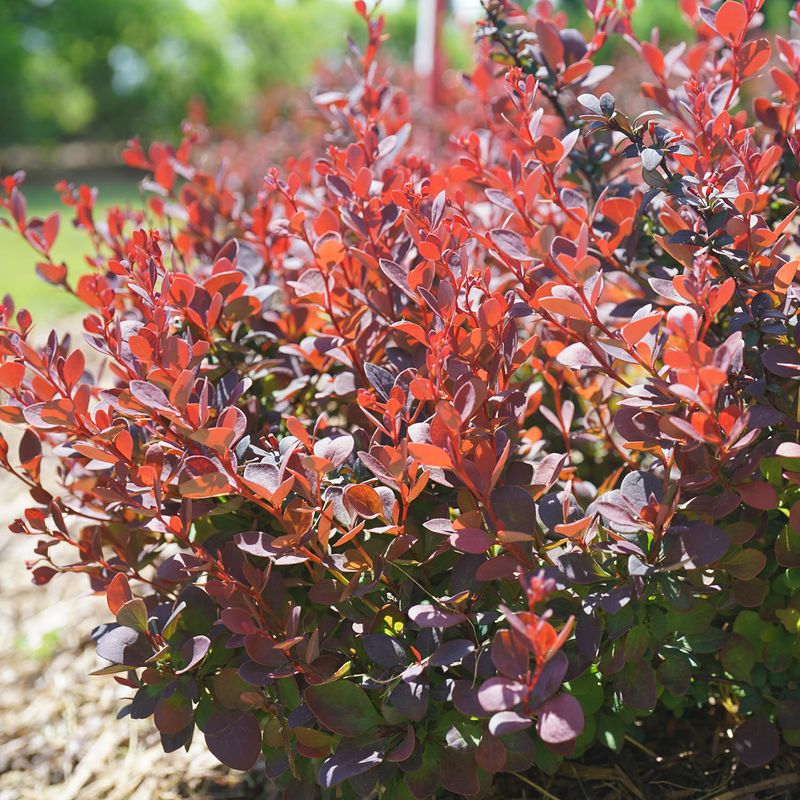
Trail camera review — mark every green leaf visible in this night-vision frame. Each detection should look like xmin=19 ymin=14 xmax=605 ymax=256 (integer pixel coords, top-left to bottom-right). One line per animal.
xmin=776 ymin=607 xmax=800 ymax=634
xmin=665 ymin=601 xmax=715 ymax=635
xmin=776 ymin=525 xmax=800 ymax=567
xmin=764 ymin=632 xmax=794 ymax=672
xmin=116 ymin=598 xmax=149 ymax=633
xmin=720 ymin=634 xmax=755 ymax=680
xmin=759 ymin=456 xmax=783 ymax=484
xmin=533 ymin=736 xmax=563 ymax=775
xmin=733 ymin=610 xmax=765 ymax=649
xmin=624 ymin=624 xmax=650 ymax=662
xmin=278 ymin=676 xmax=301 ymax=710
xmin=597 ymin=714 xmax=625 ymax=752
xmin=657 ymin=654 xmax=691 ymax=696
xmin=785 ymin=568 xmax=800 ymax=590
xmin=567 ymin=670 xmax=604 ymax=715
xmin=683 ymin=628 xmax=728 ymax=654
xmin=724 ymin=548 xmax=767 ymax=580
xmin=304 ymin=680 xmax=382 ymax=737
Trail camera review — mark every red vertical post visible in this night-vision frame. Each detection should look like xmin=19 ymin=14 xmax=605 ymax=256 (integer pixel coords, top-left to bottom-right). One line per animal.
xmin=431 ymin=0 xmax=447 ymax=107
xmin=415 ymin=0 xmax=448 ymax=107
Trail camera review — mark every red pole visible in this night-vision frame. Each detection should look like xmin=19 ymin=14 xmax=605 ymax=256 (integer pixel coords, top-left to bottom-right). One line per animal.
xmin=431 ymin=0 xmax=447 ymax=107
xmin=415 ymin=0 xmax=448 ymax=107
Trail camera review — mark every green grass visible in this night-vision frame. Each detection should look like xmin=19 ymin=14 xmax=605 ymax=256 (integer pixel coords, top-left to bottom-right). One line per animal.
xmin=0 ymin=177 xmax=140 ymax=317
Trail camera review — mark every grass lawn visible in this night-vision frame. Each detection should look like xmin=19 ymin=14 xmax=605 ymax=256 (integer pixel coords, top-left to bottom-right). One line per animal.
xmin=0 ymin=176 xmax=141 ymax=317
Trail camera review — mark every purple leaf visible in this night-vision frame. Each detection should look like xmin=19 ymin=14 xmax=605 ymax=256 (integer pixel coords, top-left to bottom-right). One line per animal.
xmin=129 ymin=380 xmax=171 ymax=410
xmin=538 ymin=491 xmax=583 ymax=532
xmin=733 ymin=714 xmax=780 ymax=768
xmin=485 ymin=188 xmax=518 ymax=214
xmin=536 ymin=693 xmax=585 ymax=744
xmin=556 ymin=342 xmax=604 ymax=369
xmin=390 ymin=679 xmax=429 ymax=721
xmin=489 ymin=710 xmax=533 ymax=735
xmin=305 ymin=681 xmax=381 ymax=736
xmin=386 ymin=724 xmax=416 ymax=762
xmin=491 ymin=629 xmax=529 ymax=679
xmin=408 ymin=604 xmax=466 ymax=629
xmin=449 ymin=527 xmax=493 ymax=554
xmin=245 ymin=634 xmax=288 ymax=667
xmin=532 ymin=453 xmax=568 ymax=493
xmin=762 ymin=345 xmax=800 ymax=378
xmin=176 ymin=635 xmax=210 ymax=674
xmin=594 ymin=491 xmax=638 ymax=527
xmin=528 ymin=651 xmax=569 ymax=709
xmin=313 ymin=434 xmax=354 ymax=468
xmin=235 ymin=530 xmax=307 ymax=565
xmin=318 ymin=747 xmax=383 ymax=789
xmin=452 ymin=680 xmax=490 ymax=718
xmin=620 ymin=469 xmax=664 ymax=511
xmin=362 ymin=633 xmax=408 ymax=667
xmin=476 ymin=555 xmax=518 ymax=581
xmin=429 ymin=639 xmax=475 ymax=667
xmin=96 ymin=626 xmax=153 ymax=666
xmin=663 ymin=523 xmax=730 ymax=569
xmin=491 ymin=228 xmax=534 ymax=261
xmin=423 ymin=518 xmax=453 ymax=533
xmin=477 ymin=676 xmax=527 ymax=713
xmin=156 ymin=552 xmax=207 ymax=583
xmin=476 ymin=733 xmax=508 ymax=773
xmin=440 ymin=749 xmax=480 ymax=796
xmin=243 ymin=463 xmax=280 ymax=494
xmin=490 ymin=485 xmax=537 ymax=534
xmin=204 ymin=709 xmax=262 ymax=771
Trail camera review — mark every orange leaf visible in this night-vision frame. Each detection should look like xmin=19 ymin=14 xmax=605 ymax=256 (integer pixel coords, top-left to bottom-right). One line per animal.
xmin=36 ymin=261 xmax=67 ymax=286
xmin=716 ymin=0 xmax=748 ymax=46
xmin=418 ymin=240 xmax=441 ymax=261
xmin=408 ymin=443 xmax=454 ymax=469
xmin=344 ymin=484 xmax=384 ymax=519
xmin=621 ymin=312 xmax=663 ymax=346
xmin=179 ymin=472 xmax=231 ymax=498
xmin=107 ymin=573 xmax=132 ymax=616
xmin=533 ymin=135 xmax=565 ymax=167
xmin=538 ymin=297 xmax=589 ymax=321
xmin=317 ymin=238 xmax=346 ymax=267
xmin=190 ymin=427 xmax=236 ymax=453
xmin=738 ymin=38 xmax=771 ymax=78
xmin=775 ymin=260 xmax=799 ymax=294
xmin=286 ymin=416 xmax=312 ymax=448
xmin=0 ymin=362 xmax=25 ymax=391
xmin=334 ymin=521 xmax=366 ymax=547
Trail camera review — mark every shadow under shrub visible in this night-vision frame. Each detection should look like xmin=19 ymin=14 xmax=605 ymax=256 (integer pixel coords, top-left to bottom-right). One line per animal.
xmin=1 ymin=0 xmax=800 ymax=797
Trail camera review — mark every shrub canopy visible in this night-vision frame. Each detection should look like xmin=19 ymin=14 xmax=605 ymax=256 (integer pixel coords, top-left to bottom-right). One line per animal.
xmin=2 ymin=0 xmax=800 ymax=797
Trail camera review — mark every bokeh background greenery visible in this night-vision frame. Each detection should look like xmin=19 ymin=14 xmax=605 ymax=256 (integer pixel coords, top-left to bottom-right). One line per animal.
xmin=0 ymin=0 xmax=792 ymax=315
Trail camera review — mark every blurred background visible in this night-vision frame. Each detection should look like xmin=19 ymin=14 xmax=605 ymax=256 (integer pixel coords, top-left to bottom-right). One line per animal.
xmin=0 ymin=0 xmax=793 ymax=317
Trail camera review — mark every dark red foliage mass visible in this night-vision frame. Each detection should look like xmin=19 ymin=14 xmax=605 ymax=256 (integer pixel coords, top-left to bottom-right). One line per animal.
xmin=2 ymin=0 xmax=800 ymax=796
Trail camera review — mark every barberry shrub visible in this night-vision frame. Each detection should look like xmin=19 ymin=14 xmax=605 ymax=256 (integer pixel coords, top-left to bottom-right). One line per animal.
xmin=2 ymin=0 xmax=800 ymax=795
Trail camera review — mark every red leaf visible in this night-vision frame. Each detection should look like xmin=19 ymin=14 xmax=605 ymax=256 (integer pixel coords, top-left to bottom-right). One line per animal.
xmin=107 ymin=572 xmax=133 ymax=616
xmin=737 ymin=481 xmax=778 ymax=511
xmin=0 ymin=362 xmax=25 ymax=391
xmin=408 ymin=443 xmax=453 ymax=469
xmin=343 ymin=484 xmax=384 ymax=519
xmin=716 ymin=1 xmax=748 ymax=46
